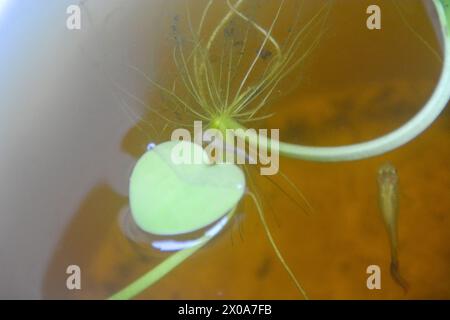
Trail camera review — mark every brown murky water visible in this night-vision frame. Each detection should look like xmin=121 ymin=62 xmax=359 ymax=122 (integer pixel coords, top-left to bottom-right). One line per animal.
xmin=43 ymin=0 xmax=450 ymax=299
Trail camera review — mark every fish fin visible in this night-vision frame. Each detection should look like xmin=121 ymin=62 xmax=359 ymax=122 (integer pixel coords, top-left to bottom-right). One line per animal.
xmin=390 ymin=259 xmax=410 ymax=293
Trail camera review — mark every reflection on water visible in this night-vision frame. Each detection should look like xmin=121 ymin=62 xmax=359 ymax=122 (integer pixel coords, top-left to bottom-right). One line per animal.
xmin=119 ymin=206 xmax=231 ymax=252
xmin=43 ymin=0 xmax=450 ymax=299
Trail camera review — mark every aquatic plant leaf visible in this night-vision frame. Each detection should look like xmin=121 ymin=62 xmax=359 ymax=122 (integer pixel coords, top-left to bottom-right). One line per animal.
xmin=129 ymin=141 xmax=245 ymax=235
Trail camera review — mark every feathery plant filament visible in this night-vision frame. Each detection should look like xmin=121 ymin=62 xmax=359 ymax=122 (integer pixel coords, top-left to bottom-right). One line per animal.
xmin=164 ymin=0 xmax=332 ymax=131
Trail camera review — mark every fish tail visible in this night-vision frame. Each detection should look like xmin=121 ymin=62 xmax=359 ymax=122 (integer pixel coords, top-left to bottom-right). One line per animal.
xmin=390 ymin=259 xmax=410 ymax=293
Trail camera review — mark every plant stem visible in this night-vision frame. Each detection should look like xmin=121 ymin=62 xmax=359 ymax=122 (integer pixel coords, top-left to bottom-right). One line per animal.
xmin=109 ymin=209 xmax=236 ymax=300
xmin=214 ymin=1 xmax=450 ymax=162
xmin=438 ymin=0 xmax=450 ymax=33
xmin=108 ymin=239 xmax=207 ymax=300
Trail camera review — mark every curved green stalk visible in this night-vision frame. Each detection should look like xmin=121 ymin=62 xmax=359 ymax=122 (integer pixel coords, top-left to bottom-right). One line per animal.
xmin=216 ymin=0 xmax=450 ymax=162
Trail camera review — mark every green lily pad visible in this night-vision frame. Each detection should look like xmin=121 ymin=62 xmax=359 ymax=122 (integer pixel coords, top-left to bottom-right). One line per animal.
xmin=129 ymin=141 xmax=246 ymax=235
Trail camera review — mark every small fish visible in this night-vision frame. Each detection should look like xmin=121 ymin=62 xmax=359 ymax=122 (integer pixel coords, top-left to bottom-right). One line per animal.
xmin=377 ymin=162 xmax=409 ymax=292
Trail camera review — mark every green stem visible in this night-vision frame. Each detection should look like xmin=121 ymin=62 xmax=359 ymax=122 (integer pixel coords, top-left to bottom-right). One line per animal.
xmin=108 ymin=239 xmax=207 ymax=300
xmin=439 ymin=0 xmax=450 ymax=34
xmin=215 ymin=1 xmax=450 ymax=162
xmin=109 ymin=210 xmax=236 ymax=300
